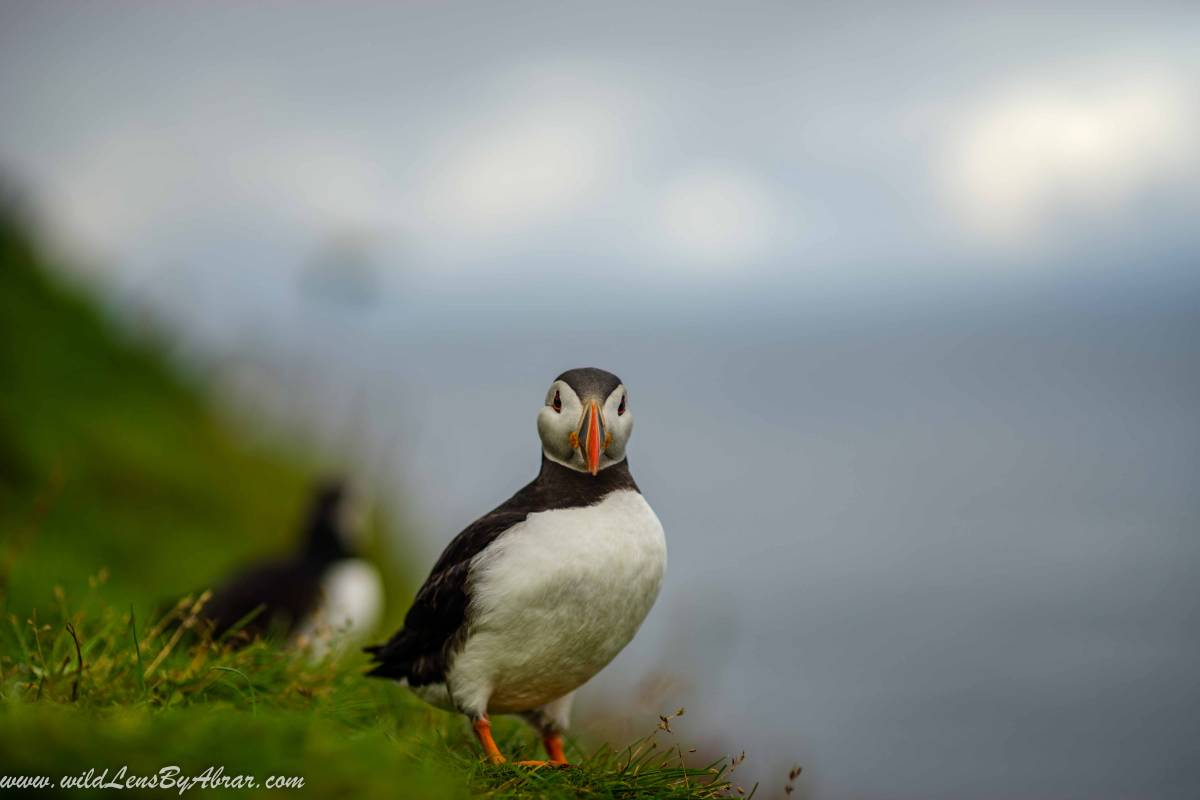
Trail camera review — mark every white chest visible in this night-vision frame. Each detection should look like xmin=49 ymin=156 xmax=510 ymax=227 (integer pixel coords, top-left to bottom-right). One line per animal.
xmin=453 ymin=489 xmax=667 ymax=713
xmin=293 ymin=558 xmax=384 ymax=658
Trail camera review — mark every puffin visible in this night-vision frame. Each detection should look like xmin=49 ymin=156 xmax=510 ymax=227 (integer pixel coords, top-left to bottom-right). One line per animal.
xmin=365 ymin=368 xmax=666 ymax=766
xmin=202 ymin=479 xmax=384 ymax=655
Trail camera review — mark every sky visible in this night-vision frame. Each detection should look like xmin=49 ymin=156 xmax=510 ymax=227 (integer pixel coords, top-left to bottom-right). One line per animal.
xmin=2 ymin=3 xmax=1199 ymax=798
xmin=2 ymin=1 xmax=1198 ymax=310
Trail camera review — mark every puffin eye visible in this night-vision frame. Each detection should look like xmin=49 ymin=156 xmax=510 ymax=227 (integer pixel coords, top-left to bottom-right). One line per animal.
xmin=617 ymin=394 xmax=626 ymax=415
xmin=552 ymin=390 xmax=562 ymax=412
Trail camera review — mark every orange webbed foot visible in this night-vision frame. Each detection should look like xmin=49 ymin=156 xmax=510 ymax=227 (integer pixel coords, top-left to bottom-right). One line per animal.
xmin=512 ymin=733 xmax=570 ymax=767
xmin=543 ymin=733 xmax=569 ymax=766
xmin=472 ymin=718 xmax=506 ymax=764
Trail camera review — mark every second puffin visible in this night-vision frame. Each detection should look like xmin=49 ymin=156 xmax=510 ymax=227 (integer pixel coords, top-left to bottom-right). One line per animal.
xmin=365 ymin=367 xmax=666 ymax=766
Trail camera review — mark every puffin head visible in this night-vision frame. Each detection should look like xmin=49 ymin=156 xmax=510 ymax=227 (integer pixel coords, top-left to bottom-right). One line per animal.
xmin=537 ymin=367 xmax=632 ymax=475
xmin=305 ymin=479 xmax=370 ymax=558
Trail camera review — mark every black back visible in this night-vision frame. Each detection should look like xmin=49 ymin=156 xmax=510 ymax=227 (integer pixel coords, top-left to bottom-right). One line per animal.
xmin=202 ymin=558 xmax=326 ymax=640
xmin=364 ymin=456 xmax=638 ymax=684
xmin=203 ymin=480 xmax=355 ymax=640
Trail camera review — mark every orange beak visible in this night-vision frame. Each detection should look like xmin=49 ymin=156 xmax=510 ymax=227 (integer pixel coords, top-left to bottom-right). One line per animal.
xmin=578 ymin=399 xmax=606 ymax=476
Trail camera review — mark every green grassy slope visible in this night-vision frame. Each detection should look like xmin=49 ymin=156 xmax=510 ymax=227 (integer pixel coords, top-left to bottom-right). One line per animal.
xmin=0 ymin=213 xmax=317 ymax=620
xmin=0 ymin=212 xmax=733 ymax=798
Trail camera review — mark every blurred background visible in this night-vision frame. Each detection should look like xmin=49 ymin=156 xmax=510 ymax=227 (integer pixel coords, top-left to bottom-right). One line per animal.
xmin=2 ymin=2 xmax=1199 ymax=797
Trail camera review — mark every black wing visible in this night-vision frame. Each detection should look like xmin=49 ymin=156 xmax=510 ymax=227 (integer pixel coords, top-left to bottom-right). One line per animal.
xmin=204 ymin=559 xmax=322 ymax=640
xmin=363 ymin=510 xmax=528 ymax=684
xmin=364 ymin=456 xmax=639 ymax=685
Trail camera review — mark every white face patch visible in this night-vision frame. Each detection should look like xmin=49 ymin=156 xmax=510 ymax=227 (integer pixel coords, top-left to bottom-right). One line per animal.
xmin=601 ymin=384 xmax=632 ymax=463
xmin=536 ymin=380 xmax=633 ymax=473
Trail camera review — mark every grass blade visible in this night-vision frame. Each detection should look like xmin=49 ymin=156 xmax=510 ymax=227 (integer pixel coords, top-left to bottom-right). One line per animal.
xmin=128 ymin=604 xmax=146 ymax=698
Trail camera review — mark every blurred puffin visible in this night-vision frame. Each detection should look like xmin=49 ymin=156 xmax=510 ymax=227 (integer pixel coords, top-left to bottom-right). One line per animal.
xmin=365 ymin=368 xmax=666 ymax=766
xmin=204 ymin=480 xmax=383 ymax=655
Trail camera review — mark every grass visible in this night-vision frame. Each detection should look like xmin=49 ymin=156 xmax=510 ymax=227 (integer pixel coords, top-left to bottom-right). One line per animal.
xmin=2 ymin=583 xmax=733 ymax=798
xmin=0 ymin=206 xmax=737 ymax=798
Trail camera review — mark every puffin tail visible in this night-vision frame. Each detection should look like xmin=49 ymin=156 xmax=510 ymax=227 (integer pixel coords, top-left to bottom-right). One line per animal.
xmin=362 ymin=641 xmax=407 ymax=680
xmin=362 ymin=626 xmax=442 ymax=684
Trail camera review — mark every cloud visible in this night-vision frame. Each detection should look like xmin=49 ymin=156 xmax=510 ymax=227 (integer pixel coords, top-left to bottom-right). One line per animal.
xmin=259 ymin=139 xmax=393 ymax=232
xmin=942 ymin=67 xmax=1199 ymax=245
xmin=34 ymin=91 xmax=399 ymax=274
xmin=412 ymin=69 xmax=635 ymax=255
xmin=648 ymin=166 xmax=781 ymax=271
